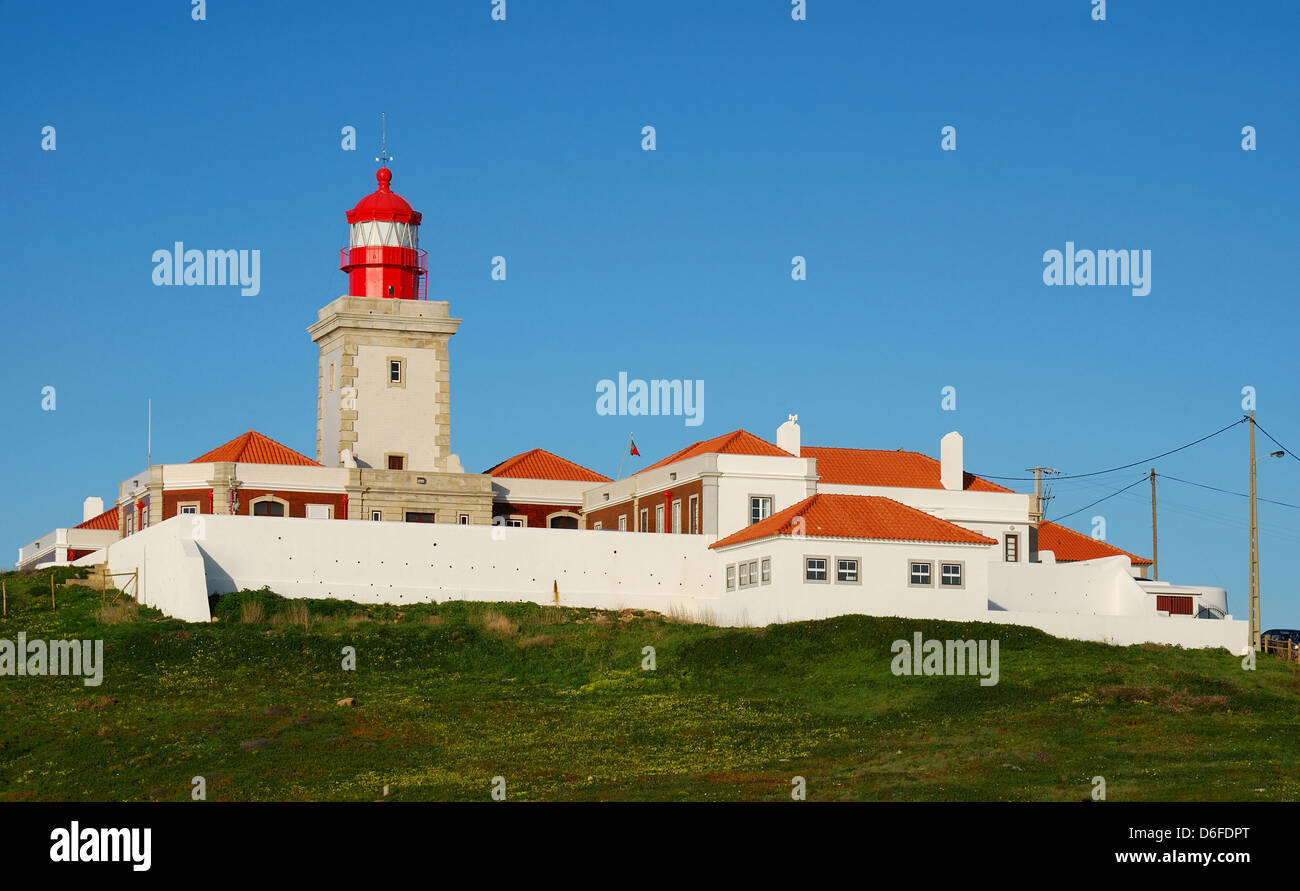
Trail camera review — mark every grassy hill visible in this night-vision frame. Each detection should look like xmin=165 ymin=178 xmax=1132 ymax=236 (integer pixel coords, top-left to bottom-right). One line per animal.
xmin=1 ymin=566 xmax=1296 ymax=801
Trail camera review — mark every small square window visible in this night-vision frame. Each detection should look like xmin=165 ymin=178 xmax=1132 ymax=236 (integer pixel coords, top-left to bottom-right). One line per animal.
xmin=387 ymin=455 xmax=404 ymax=470
xmin=371 ymin=510 xmax=382 ymax=521
xmin=507 ymin=518 xmax=524 ymax=528
xmin=941 ymin=563 xmax=963 ymax=587
xmin=805 ymin=557 xmax=827 ymax=582
xmin=593 ymin=521 xmax=602 ymax=530
xmin=458 ymin=514 xmax=470 ymax=525
xmin=909 ymin=562 xmax=933 ymax=586
xmin=750 ymin=496 xmax=773 ymax=525
xmin=179 ymin=504 xmax=198 ymax=515
xmin=837 ymin=559 xmax=858 ymax=583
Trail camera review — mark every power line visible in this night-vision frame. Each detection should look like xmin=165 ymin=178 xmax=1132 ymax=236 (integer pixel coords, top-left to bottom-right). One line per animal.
xmin=1050 ymin=475 xmax=1150 ymax=522
xmin=974 ymin=418 xmax=1247 ymax=482
xmin=1158 ymin=473 xmax=1300 ymax=510
xmin=1252 ymin=419 xmax=1300 ymax=464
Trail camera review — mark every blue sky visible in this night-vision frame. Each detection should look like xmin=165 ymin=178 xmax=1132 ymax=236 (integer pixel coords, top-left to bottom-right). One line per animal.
xmin=2 ymin=1 xmax=1297 ymax=625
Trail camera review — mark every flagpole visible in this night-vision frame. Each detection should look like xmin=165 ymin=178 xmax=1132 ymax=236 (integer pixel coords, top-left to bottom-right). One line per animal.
xmin=617 ymin=432 xmax=632 ymax=480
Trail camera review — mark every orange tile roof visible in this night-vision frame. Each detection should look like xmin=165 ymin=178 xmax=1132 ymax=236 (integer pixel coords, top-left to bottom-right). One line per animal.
xmin=711 ymin=493 xmax=998 ymax=550
xmin=1037 ymin=520 xmax=1153 ymax=566
xmin=74 ymin=505 xmax=119 ymax=531
xmin=484 ymin=448 xmax=611 ymax=482
xmin=636 ymin=430 xmax=793 ymax=475
xmin=191 ymin=431 xmax=320 ymax=466
xmin=802 ymin=446 xmax=1013 ymax=493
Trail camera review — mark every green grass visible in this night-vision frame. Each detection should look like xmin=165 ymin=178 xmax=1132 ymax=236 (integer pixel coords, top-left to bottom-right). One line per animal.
xmin=1 ymin=566 xmax=1297 ymax=801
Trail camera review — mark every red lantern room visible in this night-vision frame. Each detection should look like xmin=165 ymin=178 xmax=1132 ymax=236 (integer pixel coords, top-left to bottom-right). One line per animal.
xmin=340 ymin=167 xmax=428 ymax=300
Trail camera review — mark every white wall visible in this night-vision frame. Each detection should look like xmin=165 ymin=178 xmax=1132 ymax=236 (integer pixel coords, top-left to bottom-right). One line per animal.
xmin=714 ymin=454 xmax=818 ymax=537
xmin=100 ymin=515 xmax=1248 ymax=651
xmin=356 ymin=344 xmax=442 ymax=471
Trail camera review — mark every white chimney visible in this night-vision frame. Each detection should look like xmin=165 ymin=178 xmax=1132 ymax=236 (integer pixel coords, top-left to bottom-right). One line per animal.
xmin=82 ymin=496 xmax=104 ymax=522
xmin=940 ymin=431 xmax=963 ymax=491
xmin=777 ymin=414 xmax=801 ymax=457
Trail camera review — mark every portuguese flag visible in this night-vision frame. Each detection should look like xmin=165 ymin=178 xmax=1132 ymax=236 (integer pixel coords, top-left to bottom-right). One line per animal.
xmin=629 ymin=437 xmax=640 ymax=457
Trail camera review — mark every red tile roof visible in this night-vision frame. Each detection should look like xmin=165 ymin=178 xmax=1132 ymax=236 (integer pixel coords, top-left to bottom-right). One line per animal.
xmin=1037 ymin=520 xmax=1153 ymax=566
xmin=191 ymin=431 xmax=321 ymax=466
xmin=637 ymin=430 xmax=793 ymax=475
xmin=802 ymin=446 xmax=1013 ymax=493
xmin=711 ymin=493 xmax=998 ymax=550
xmin=74 ymin=506 xmax=119 ymax=531
xmin=484 ymin=448 xmax=611 ymax=482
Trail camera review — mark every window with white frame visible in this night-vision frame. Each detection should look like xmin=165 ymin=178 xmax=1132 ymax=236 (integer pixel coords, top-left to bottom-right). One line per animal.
xmin=836 ymin=558 xmax=859 ymax=583
xmin=656 ymin=503 xmax=665 ymax=533
xmin=940 ymin=562 xmax=964 ymax=587
xmin=507 ymin=518 xmax=524 ymax=528
xmin=371 ymin=510 xmax=382 ymax=521
xmin=593 ymin=521 xmax=602 ymax=530
xmin=748 ymin=560 xmax=759 ymax=586
xmin=726 ymin=564 xmax=736 ymax=590
xmin=750 ymin=496 xmax=773 ymax=525
xmin=761 ymin=558 xmax=771 ymax=584
xmin=458 ymin=514 xmax=470 ymax=525
xmin=178 ymin=503 xmax=199 ymax=516
xmin=618 ymin=515 xmax=627 ymax=531
xmin=689 ymin=495 xmax=699 ymax=534
xmin=672 ymin=500 xmax=681 ymax=534
xmin=909 ymin=561 xmax=933 ymax=586
xmin=805 ymin=556 xmax=828 ymax=582
xmin=739 ymin=562 xmax=750 ymax=587
xmin=388 ymin=358 xmax=404 ymax=386
xmin=640 ymin=508 xmax=648 ymax=532
xmin=1004 ymin=533 xmax=1019 ymax=563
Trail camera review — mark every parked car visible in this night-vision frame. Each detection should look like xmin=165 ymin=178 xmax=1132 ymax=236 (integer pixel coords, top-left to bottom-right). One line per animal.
xmin=1261 ymin=629 xmax=1300 ymax=651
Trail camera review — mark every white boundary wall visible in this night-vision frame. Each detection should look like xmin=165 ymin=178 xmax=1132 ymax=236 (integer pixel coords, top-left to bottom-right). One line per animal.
xmin=101 ymin=516 xmax=1248 ymax=652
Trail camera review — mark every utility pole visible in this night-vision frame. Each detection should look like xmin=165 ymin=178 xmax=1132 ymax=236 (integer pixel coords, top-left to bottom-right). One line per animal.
xmin=1025 ymin=466 xmax=1059 ymax=522
xmin=1149 ymin=468 xmax=1158 ymax=580
xmin=1249 ymin=412 xmax=1260 ymax=651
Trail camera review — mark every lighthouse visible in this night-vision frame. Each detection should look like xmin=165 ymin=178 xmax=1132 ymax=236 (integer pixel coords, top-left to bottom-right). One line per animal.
xmin=308 ymin=165 xmax=467 ymax=490
xmin=340 ymin=167 xmax=427 ymax=300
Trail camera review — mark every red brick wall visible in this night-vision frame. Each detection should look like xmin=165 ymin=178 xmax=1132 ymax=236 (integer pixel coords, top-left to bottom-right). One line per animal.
xmin=163 ymin=488 xmax=214 ymax=519
xmin=492 ymin=501 xmax=583 ymax=528
xmin=584 ymin=478 xmax=704 ymax=533
xmin=232 ymin=489 xmax=347 ymax=519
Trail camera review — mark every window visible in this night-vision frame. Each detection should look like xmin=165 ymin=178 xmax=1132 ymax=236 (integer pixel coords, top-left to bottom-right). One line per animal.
xmin=909 ymin=561 xmax=933 ymax=586
xmin=458 ymin=514 xmax=470 ymax=525
xmin=1004 ymin=534 xmax=1019 ymax=562
xmin=805 ymin=557 xmax=828 ymax=582
xmin=739 ymin=562 xmax=750 ymax=586
xmin=618 ymin=515 xmax=627 ymax=531
xmin=750 ymin=496 xmax=773 ymax=525
xmin=726 ymin=564 xmax=736 ymax=590
xmin=672 ymin=500 xmax=681 ymax=534
xmin=656 ymin=504 xmax=665 ymax=533
xmin=328 ymin=361 xmax=335 ymax=391
xmin=549 ymin=515 xmax=579 ymax=529
xmin=253 ymin=500 xmax=286 ymax=517
xmin=507 ymin=518 xmax=524 ymax=528
xmin=371 ymin=510 xmax=382 ymax=521
xmin=126 ymin=513 xmax=135 ymax=535
xmin=640 ymin=508 xmax=648 ymax=532
xmin=387 ymin=455 xmax=405 ymax=470
xmin=836 ymin=558 xmax=859 ymax=583
xmin=941 ymin=563 xmax=964 ymax=587
xmin=761 ymin=558 xmax=771 ymax=584
xmin=306 ymin=504 xmax=332 ymax=520
xmin=178 ymin=503 xmax=199 ymax=516
xmin=593 ymin=521 xmax=602 ymax=530
xmin=689 ymin=495 xmax=699 ymax=534
xmin=748 ymin=561 xmax=759 ymax=585
xmin=405 ymin=512 xmax=436 ymax=523
xmin=388 ymin=358 xmax=405 ymax=387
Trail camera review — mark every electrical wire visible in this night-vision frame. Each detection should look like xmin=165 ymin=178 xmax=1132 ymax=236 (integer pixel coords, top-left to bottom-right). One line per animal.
xmin=1049 ymin=475 xmax=1150 ymax=522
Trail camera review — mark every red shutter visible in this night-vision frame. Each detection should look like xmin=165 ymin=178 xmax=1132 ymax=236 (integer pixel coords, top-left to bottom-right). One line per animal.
xmin=1156 ymin=595 xmax=1194 ymax=616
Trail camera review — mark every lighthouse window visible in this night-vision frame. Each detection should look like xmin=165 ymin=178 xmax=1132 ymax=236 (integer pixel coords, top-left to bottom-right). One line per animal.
xmin=388 ymin=357 xmax=406 ymax=388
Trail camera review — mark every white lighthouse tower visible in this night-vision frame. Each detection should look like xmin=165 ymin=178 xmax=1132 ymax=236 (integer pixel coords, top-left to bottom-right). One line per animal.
xmin=309 ymin=166 xmax=462 ymax=476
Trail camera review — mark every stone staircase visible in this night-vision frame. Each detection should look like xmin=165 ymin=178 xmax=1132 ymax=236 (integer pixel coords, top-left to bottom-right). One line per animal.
xmin=63 ymin=563 xmax=111 ymax=591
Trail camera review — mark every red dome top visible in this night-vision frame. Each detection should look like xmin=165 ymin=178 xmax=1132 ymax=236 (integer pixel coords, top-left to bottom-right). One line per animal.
xmin=346 ymin=167 xmax=422 ymax=225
